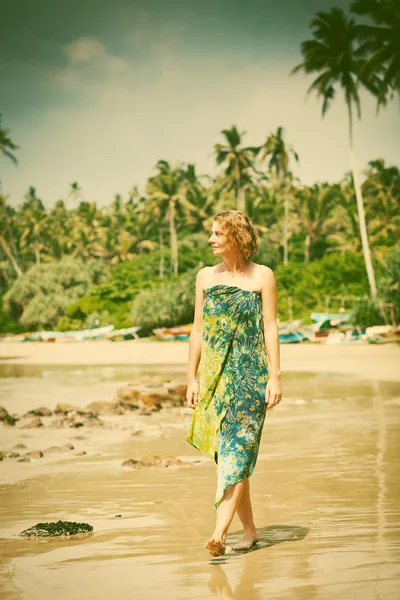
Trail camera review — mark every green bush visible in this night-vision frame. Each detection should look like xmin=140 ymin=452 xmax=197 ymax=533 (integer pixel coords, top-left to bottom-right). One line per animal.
xmin=378 ymin=246 xmax=400 ymax=324
xmin=0 ymin=292 xmax=24 ymax=334
xmin=2 ymin=257 xmax=107 ymax=329
xmin=350 ymin=297 xmax=386 ymax=328
xmin=274 ymin=252 xmax=370 ymax=320
xmin=54 ymin=316 xmax=84 ymax=331
xmin=131 ymin=268 xmax=197 ymax=329
xmin=64 ymin=242 xmax=211 ymax=329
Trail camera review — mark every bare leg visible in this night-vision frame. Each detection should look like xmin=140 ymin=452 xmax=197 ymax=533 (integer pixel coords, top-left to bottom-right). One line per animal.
xmin=232 ymin=477 xmax=259 ymax=550
xmin=206 ymin=479 xmax=245 ymax=556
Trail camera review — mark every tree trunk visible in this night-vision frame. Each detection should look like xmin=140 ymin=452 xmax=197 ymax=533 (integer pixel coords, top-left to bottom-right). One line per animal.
xmin=0 ymin=234 xmax=23 ymax=276
xmin=159 ymin=228 xmax=164 ymax=278
xmin=1 ymin=188 xmax=21 ymax=272
xmin=283 ymin=191 xmax=289 ymax=265
xmin=235 ymin=160 xmax=245 ymax=212
xmin=169 ymin=201 xmax=178 ymax=275
xmin=347 ymin=106 xmax=377 ymax=299
xmin=168 ymin=205 xmax=173 ymax=272
xmin=304 ymin=233 xmax=310 ymax=263
xmin=282 ymin=177 xmax=289 ymax=266
xmin=238 ymin=187 xmax=245 ymax=213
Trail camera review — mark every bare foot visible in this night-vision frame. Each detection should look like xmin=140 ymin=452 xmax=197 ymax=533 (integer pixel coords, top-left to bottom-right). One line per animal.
xmin=206 ymin=536 xmax=226 ymax=557
xmin=231 ymin=531 xmax=260 ymax=551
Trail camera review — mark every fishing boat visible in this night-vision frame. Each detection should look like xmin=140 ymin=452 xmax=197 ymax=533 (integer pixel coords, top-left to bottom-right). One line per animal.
xmin=278 ymin=319 xmax=306 ymax=343
xmin=310 ymin=312 xmax=352 ymax=324
xmin=105 ymin=326 xmax=141 ymax=341
xmin=4 ymin=325 xmax=115 ymax=343
xmin=366 ymin=325 xmax=400 ymax=344
xmin=324 ymin=328 xmax=367 ymax=345
xmin=302 ymin=312 xmax=353 ymax=343
xmin=153 ymin=323 xmax=192 ymax=340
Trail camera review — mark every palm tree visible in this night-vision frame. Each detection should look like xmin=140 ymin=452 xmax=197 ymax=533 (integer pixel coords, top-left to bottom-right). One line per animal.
xmin=46 ymin=199 xmax=71 ymax=259
xmin=332 ymin=167 xmax=399 ymax=262
xmin=102 ymin=194 xmax=137 ymax=264
xmin=180 ymin=163 xmax=212 ymax=231
xmin=292 ymin=7 xmax=378 ymax=298
xmin=203 ymin=173 xmax=237 ymax=220
xmin=214 ymin=126 xmax=259 ymax=212
xmin=351 ymin=0 xmax=400 ymax=107
xmin=292 ymin=184 xmax=337 ymax=262
xmin=145 ymin=161 xmax=198 ymax=275
xmin=0 ymin=115 xmax=19 ymax=166
xmin=108 ymin=230 xmax=138 ymax=264
xmin=125 ymin=191 xmax=165 ymax=272
xmin=0 ymin=117 xmax=20 ymax=271
xmin=249 ymin=185 xmax=280 ymax=228
xmin=68 ymin=201 xmax=107 ymax=260
xmin=127 ymin=185 xmax=142 ymax=207
xmin=258 ymin=127 xmax=299 ymax=265
xmin=134 ymin=202 xmax=168 ymax=276
xmin=362 ymin=159 xmax=400 ymax=257
xmin=0 ymin=192 xmax=23 ymax=277
xmin=329 ymin=178 xmax=363 ymax=255
xmin=19 ymin=188 xmax=49 ymax=265
xmin=69 ymin=181 xmax=82 ymax=207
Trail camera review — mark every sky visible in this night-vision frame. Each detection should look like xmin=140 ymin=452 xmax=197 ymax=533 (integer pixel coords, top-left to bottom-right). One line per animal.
xmin=1 ymin=0 xmax=399 ymax=207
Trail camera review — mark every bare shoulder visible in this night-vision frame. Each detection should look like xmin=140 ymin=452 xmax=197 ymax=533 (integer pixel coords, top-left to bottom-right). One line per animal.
xmin=196 ymin=265 xmax=214 ymax=289
xmin=255 ymin=263 xmax=274 ymax=277
xmin=257 ymin=264 xmax=276 ymax=289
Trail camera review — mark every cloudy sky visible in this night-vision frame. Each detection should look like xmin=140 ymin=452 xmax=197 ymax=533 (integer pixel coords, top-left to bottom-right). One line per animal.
xmin=1 ymin=0 xmax=399 ymax=207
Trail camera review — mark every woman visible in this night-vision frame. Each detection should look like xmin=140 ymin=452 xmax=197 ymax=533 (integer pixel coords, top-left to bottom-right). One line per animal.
xmin=186 ymin=210 xmax=282 ymax=557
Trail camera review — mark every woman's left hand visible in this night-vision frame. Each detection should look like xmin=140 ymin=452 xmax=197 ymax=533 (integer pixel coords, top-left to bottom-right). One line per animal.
xmin=265 ymin=375 xmax=282 ymax=409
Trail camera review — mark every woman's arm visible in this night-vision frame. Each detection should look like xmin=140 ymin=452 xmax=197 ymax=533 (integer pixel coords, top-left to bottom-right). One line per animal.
xmin=186 ymin=268 xmax=205 ymax=409
xmin=260 ymin=266 xmax=282 ymax=409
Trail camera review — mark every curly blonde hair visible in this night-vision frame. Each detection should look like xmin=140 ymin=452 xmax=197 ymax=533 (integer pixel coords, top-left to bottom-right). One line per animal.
xmin=213 ymin=210 xmax=259 ymax=262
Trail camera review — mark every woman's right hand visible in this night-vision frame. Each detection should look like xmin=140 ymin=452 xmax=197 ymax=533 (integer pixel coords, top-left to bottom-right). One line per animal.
xmin=186 ymin=381 xmax=199 ymax=409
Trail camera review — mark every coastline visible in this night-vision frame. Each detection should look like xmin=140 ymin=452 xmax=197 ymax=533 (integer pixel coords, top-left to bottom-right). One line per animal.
xmin=0 ymin=340 xmax=399 ymax=382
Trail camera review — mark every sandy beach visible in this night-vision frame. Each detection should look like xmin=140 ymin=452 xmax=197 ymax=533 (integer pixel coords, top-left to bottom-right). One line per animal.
xmin=1 ymin=339 xmax=399 ymax=381
xmin=0 ymin=342 xmax=399 ymax=599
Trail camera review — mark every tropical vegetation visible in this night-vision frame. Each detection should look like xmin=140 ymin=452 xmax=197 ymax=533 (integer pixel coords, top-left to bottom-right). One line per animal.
xmin=0 ymin=1 xmax=399 ymax=334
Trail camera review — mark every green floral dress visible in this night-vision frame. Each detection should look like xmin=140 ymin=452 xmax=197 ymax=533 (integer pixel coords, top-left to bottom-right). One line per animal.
xmin=187 ymin=284 xmax=269 ymax=510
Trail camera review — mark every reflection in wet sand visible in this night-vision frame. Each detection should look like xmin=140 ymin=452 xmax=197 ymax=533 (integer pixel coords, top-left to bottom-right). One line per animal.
xmin=216 ymin=524 xmax=309 ymax=561
xmin=0 ymin=369 xmax=399 ymax=599
xmin=208 ymin=526 xmax=309 ymax=599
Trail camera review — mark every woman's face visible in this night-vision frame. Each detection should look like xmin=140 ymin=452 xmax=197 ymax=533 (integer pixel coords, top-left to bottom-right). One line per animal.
xmin=208 ymin=222 xmax=232 ymax=256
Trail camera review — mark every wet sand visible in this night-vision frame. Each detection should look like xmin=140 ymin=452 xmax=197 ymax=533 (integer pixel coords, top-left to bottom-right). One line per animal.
xmin=0 ymin=339 xmax=399 ymax=382
xmin=0 ymin=354 xmax=400 ymax=598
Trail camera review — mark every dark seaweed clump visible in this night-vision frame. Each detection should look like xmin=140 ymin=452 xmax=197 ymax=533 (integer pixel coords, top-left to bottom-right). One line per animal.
xmin=19 ymin=520 xmax=93 ymax=537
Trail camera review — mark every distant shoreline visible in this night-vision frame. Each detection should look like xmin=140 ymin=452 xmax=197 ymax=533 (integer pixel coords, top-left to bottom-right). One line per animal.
xmin=0 ymin=340 xmax=399 ymax=383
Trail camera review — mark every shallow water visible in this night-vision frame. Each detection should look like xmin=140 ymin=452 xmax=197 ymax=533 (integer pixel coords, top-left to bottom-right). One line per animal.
xmin=0 ymin=367 xmax=400 ymax=599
